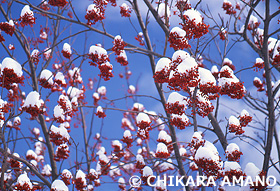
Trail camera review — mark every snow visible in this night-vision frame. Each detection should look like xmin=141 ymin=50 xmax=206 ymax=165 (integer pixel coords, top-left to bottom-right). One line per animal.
xmin=56 ymin=143 xmax=69 ymax=153
xmin=99 ymin=153 xmax=109 ymax=163
xmin=155 ymin=179 xmax=167 ymax=191
xmin=167 ymin=92 xmax=188 ymax=105
xmin=142 ymin=166 xmax=153 ymax=177
xmin=268 ymin=37 xmax=279 ymax=52
xmin=226 ymin=143 xmax=240 ymax=153
xmin=128 ymin=85 xmax=135 ymax=93
xmin=32 ymin=127 xmax=40 ymax=135
xmin=87 ymin=4 xmax=98 ymax=13
xmin=158 ymin=130 xmax=172 ymax=143
xmin=155 ymin=57 xmax=171 ymax=72
xmin=198 ymin=67 xmax=216 ymax=85
xmin=136 ymin=112 xmax=151 ymax=123
xmin=241 ymin=109 xmax=249 ymax=117
xmin=172 ymin=50 xmax=190 ymax=61
xmin=13 ymin=153 xmax=20 ymax=159
xmin=68 ymin=67 xmax=82 ymax=82
xmin=170 ymin=27 xmax=186 ymax=37
xmin=179 ymin=147 xmax=187 ymax=156
xmin=223 ymin=0 xmax=232 ymax=5
xmin=17 ymin=173 xmax=32 ymax=189
xmin=44 ymin=48 xmax=52 ymax=60
xmin=96 ymin=133 xmax=100 ymax=139
xmin=59 ymin=95 xmax=72 ymax=112
xmin=26 ymin=149 xmax=37 ymax=159
xmin=75 ymin=170 xmax=86 ymax=185
xmin=42 ymin=164 xmax=52 ymax=176
xmin=96 ymin=106 xmax=104 ymax=113
xmin=31 ymin=49 xmax=39 ymax=57
xmin=63 ymin=43 xmax=72 ymax=54
xmin=51 ymin=179 xmax=68 ymax=191
xmin=195 ymin=146 xmax=219 ymax=162
xmin=13 ymin=116 xmax=21 ymax=125
xmin=158 ymin=3 xmax=170 ymax=18
xmin=158 ymin=159 xmax=174 ymax=172
xmin=23 ymin=91 xmax=44 ymax=108
xmin=40 ymin=31 xmax=47 ymax=39
xmin=54 ymin=72 xmax=66 ymax=84
xmin=100 ymin=61 xmax=113 ymax=70
xmin=67 ymin=86 xmax=83 ymax=99
xmin=249 ymin=15 xmax=258 ymax=25
xmin=136 ymin=154 xmax=145 ymax=164
xmin=156 ymin=142 xmax=168 ymax=153
xmin=96 ymin=162 xmax=102 ymax=175
xmin=220 ymin=65 xmax=234 ymax=75
xmin=89 ymin=45 xmax=107 ymax=57
xmin=109 ymin=166 xmax=121 ymax=177
xmin=122 ymin=117 xmax=134 ymax=130
xmin=40 ymin=69 xmax=54 ymax=84
xmin=172 ymin=113 xmax=189 ymax=123
xmin=50 ymin=125 xmax=70 ymax=140
xmin=204 ymin=140 xmax=219 ymax=155
xmin=218 ymin=77 xmax=240 ymax=87
xmin=224 ymin=161 xmax=241 ymax=172
xmin=30 ymin=160 xmax=37 ymax=167
xmin=89 ymin=168 xmax=98 ymax=178
xmin=156 ymin=118 xmax=165 ymax=130
xmin=256 ymin=57 xmax=264 ymax=63
xmin=223 ymin=58 xmax=232 ymax=65
xmin=8 ymin=20 xmax=14 ymax=26
xmin=254 ymin=77 xmax=261 ymax=83
xmin=7 ymin=120 xmax=12 ymax=127
xmin=133 ymin=103 xmax=144 ymax=111
xmin=175 ymin=57 xmax=198 ymax=74
xmin=119 ymin=50 xmax=127 ymax=60
xmin=229 ymin=115 xmax=240 ymax=126
xmin=192 ymin=131 xmax=203 ymax=141
xmin=211 ymin=65 xmax=219 ymax=73
xmin=114 ymin=35 xmax=122 ymax=41
xmin=118 ymin=177 xmax=125 ymax=184
xmin=21 ymin=5 xmax=33 ymax=17
xmin=136 ymin=138 xmax=142 ymax=145
xmin=123 ymin=130 xmax=132 ymax=138
xmin=1 ymin=57 xmax=23 ymax=77
xmin=62 ymin=169 xmax=72 ymax=179
xmin=120 ymin=3 xmax=129 ymax=10
xmin=112 ymin=140 xmax=122 ymax=150
xmin=93 ymin=92 xmax=99 ymax=100
xmin=97 ymin=86 xmax=106 ymax=96
xmin=54 ymin=105 xmax=65 ymax=120
xmin=183 ymin=9 xmax=202 ymax=24
xmin=244 ymin=162 xmax=260 ymax=182
xmin=96 ymin=147 xmax=106 ymax=156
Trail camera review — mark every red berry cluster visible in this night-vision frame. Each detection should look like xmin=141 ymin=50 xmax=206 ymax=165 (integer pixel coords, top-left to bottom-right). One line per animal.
xmin=181 ymin=17 xmax=209 ymax=40
xmin=48 ymin=0 xmax=68 ymax=7
xmin=222 ymin=1 xmax=236 ymax=15
xmin=0 ymin=21 xmax=15 ymax=36
xmin=168 ymin=31 xmax=190 ymax=50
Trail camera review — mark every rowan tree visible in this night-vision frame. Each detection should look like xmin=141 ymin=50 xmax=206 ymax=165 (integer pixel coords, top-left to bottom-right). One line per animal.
xmin=0 ymin=0 xmax=279 ymax=191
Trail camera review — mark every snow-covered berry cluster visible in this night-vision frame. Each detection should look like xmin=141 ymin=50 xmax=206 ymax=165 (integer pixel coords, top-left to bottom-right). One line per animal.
xmin=88 ymin=45 xmax=113 ymax=81
xmin=168 ymin=27 xmax=190 ymax=50
xmin=19 ymin=5 xmax=35 ymax=27
xmin=222 ymin=0 xmax=236 ymax=15
xmin=120 ymin=3 xmax=131 ymax=17
xmin=180 ymin=9 xmax=209 ymax=40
